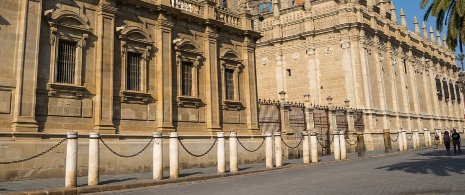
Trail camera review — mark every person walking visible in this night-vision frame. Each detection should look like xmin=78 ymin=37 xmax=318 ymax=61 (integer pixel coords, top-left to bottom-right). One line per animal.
xmin=435 ymin=133 xmax=440 ymax=149
xmin=443 ymin=131 xmax=451 ymax=154
xmin=451 ymin=129 xmax=461 ymax=153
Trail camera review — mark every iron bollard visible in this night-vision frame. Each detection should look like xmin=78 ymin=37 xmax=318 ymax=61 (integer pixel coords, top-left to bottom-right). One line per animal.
xmin=229 ymin=132 xmax=238 ymax=172
xmin=65 ymin=132 xmax=78 ymax=188
xmin=217 ymin=132 xmax=226 ymax=173
xmin=88 ymin=132 xmax=99 ymax=186
xmin=170 ymin=132 xmax=179 ymax=179
xmin=356 ymin=131 xmax=366 ymax=157
xmin=383 ymin=129 xmax=392 ymax=153
xmin=153 ymin=132 xmax=163 ymax=180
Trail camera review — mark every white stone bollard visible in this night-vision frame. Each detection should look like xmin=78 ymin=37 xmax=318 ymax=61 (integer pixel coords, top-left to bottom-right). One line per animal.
xmin=333 ymin=131 xmax=340 ymax=160
xmin=398 ymin=129 xmax=404 ymax=152
xmin=302 ymin=131 xmax=310 ymax=164
xmin=274 ymin=132 xmax=283 ymax=168
xmin=217 ymin=132 xmax=226 ymax=173
xmin=412 ymin=130 xmax=418 ymax=149
xmin=65 ymin=132 xmax=78 ymax=188
xmin=169 ymin=132 xmax=179 ymax=179
xmin=426 ymin=128 xmax=432 ymax=147
xmin=340 ymin=131 xmax=347 ymax=160
xmin=88 ymin=132 xmax=99 ymax=186
xmin=310 ymin=131 xmax=318 ymax=163
xmin=437 ymin=129 xmax=443 ymax=145
xmin=229 ymin=132 xmax=238 ymax=173
xmin=415 ymin=130 xmax=420 ymax=148
xmin=265 ymin=132 xmax=273 ymax=169
xmin=153 ymin=132 xmax=163 ymax=180
xmin=402 ymin=129 xmax=408 ymax=150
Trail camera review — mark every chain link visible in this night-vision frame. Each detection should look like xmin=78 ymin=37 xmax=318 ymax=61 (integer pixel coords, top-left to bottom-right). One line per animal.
xmin=406 ymin=134 xmax=412 ymax=140
xmin=390 ymin=133 xmax=399 ymax=142
xmin=418 ymin=133 xmax=425 ymax=138
xmin=237 ymin=138 xmax=265 ymax=152
xmin=0 ymin=138 xmax=67 ymax=164
xmin=280 ymin=137 xmax=303 ymax=149
xmin=316 ymin=137 xmax=325 ymax=148
xmin=100 ymin=138 xmax=153 ymax=158
xmin=178 ymin=138 xmax=217 ymax=157
xmin=345 ymin=139 xmax=358 ymax=146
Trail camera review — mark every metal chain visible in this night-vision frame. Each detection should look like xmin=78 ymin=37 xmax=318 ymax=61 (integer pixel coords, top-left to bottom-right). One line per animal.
xmin=100 ymin=138 xmax=153 ymax=158
xmin=316 ymin=138 xmax=325 ymax=148
xmin=178 ymin=138 xmax=217 ymax=157
xmin=345 ymin=139 xmax=358 ymax=146
xmin=236 ymin=138 xmax=265 ymax=152
xmin=390 ymin=133 xmax=399 ymax=142
xmin=0 ymin=138 xmax=67 ymax=164
xmin=406 ymin=134 xmax=412 ymax=140
xmin=280 ymin=137 xmax=303 ymax=149
xmin=418 ymin=133 xmax=425 ymax=138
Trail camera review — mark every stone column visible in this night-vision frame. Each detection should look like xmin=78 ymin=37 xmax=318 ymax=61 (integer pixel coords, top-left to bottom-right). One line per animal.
xmin=217 ymin=132 xmax=225 ymax=173
xmin=265 ymin=132 xmax=273 ymax=169
xmin=357 ymin=131 xmax=366 ymax=157
xmin=383 ymin=129 xmax=392 ymax=153
xmin=302 ymin=131 xmax=310 ymax=163
xmin=169 ymin=132 xmax=179 ymax=178
xmin=204 ymin=25 xmax=221 ymax=132
xmin=274 ymin=132 xmax=283 ymax=168
xmin=11 ymin=0 xmax=42 ymax=132
xmin=229 ymin=132 xmax=238 ymax=173
xmin=402 ymin=128 xmax=408 ymax=150
xmin=243 ymin=37 xmax=260 ymax=133
xmin=333 ymin=131 xmax=341 ymax=160
xmin=412 ymin=129 xmax=418 ymax=149
xmin=398 ymin=129 xmax=404 ymax=152
xmin=310 ymin=131 xmax=318 ymax=163
xmin=156 ymin=13 xmax=175 ymax=132
xmin=339 ymin=131 xmax=347 ymax=160
xmin=153 ymin=132 xmax=163 ymax=180
xmin=88 ymin=132 xmax=99 ymax=186
xmin=65 ymin=132 xmax=78 ymax=188
xmin=94 ymin=1 xmax=117 ymax=133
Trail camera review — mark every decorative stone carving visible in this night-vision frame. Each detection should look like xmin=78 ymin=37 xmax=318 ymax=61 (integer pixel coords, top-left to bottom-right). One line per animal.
xmin=325 ymin=46 xmax=333 ymax=55
xmin=306 ymin=46 xmax=315 ymax=56
xmin=262 ymin=58 xmax=268 ymax=66
xmin=340 ymin=40 xmax=350 ymax=49
xmin=292 ymin=52 xmax=299 ymax=60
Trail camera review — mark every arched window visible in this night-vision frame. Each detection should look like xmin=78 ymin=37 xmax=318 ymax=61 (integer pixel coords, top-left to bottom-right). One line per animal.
xmin=435 ymin=77 xmax=442 ymax=100
xmin=442 ymin=79 xmax=449 ymax=102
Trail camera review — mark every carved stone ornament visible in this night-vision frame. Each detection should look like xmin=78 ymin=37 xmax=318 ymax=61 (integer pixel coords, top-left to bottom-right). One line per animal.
xmin=340 ymin=40 xmax=350 ymax=49
xmin=262 ymin=58 xmax=268 ymax=66
xmin=292 ymin=52 xmax=299 ymax=60
xmin=325 ymin=46 xmax=333 ymax=55
xmin=306 ymin=46 xmax=315 ymax=56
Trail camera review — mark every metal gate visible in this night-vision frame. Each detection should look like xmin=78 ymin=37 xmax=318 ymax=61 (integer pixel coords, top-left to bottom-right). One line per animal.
xmin=336 ymin=109 xmax=349 ymax=139
xmin=258 ymin=100 xmax=281 ymax=134
xmin=313 ymin=106 xmax=330 ymax=155
xmin=354 ymin=109 xmax=365 ymax=132
xmin=289 ymin=103 xmax=306 ymax=139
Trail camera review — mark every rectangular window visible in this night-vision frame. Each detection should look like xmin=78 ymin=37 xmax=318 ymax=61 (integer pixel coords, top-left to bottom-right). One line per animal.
xmin=443 ymin=80 xmax=449 ymax=100
xmin=181 ymin=62 xmax=193 ymax=96
xmin=225 ymin=69 xmax=235 ymax=100
xmin=435 ymin=78 xmax=442 ymax=99
xmin=450 ymin=83 xmax=455 ymax=101
xmin=456 ymin=84 xmax=461 ymax=103
xmin=57 ymin=40 xmax=77 ymax=84
xmin=127 ymin=52 xmax=142 ymax=91
xmin=403 ymin=60 xmax=407 ymax=74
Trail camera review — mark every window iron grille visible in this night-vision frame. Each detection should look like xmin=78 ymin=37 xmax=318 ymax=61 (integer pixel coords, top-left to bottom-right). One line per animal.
xmin=127 ymin=52 xmax=142 ymax=91
xmin=435 ymin=77 xmax=442 ymax=99
xmin=225 ymin=69 xmax=234 ymax=100
xmin=182 ymin=61 xmax=193 ymax=96
xmin=57 ymin=40 xmax=77 ymax=84
xmin=450 ymin=82 xmax=455 ymax=101
xmin=443 ymin=80 xmax=449 ymax=100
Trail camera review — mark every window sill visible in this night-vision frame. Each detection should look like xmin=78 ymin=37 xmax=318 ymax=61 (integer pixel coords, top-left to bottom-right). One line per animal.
xmin=177 ymin=96 xmax=203 ymax=108
xmin=48 ymin=83 xmax=86 ymax=98
xmin=120 ymin=90 xmax=151 ymax=104
xmin=222 ymin=100 xmax=245 ymax=111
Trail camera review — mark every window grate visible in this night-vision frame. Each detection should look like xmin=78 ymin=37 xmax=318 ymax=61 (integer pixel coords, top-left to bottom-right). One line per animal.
xmin=443 ymin=80 xmax=449 ymax=100
xmin=225 ymin=69 xmax=234 ymax=100
xmin=127 ymin=52 xmax=142 ymax=91
xmin=450 ymin=82 xmax=455 ymax=101
xmin=435 ymin=77 xmax=442 ymax=99
xmin=182 ymin=62 xmax=193 ymax=96
xmin=456 ymin=84 xmax=461 ymax=103
xmin=57 ymin=40 xmax=77 ymax=84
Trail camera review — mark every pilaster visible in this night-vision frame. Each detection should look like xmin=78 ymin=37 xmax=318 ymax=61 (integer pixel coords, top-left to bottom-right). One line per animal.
xmin=12 ymin=0 xmax=42 ymax=132
xmin=243 ymin=37 xmax=260 ymax=133
xmin=204 ymin=25 xmax=221 ymax=132
xmin=156 ymin=13 xmax=175 ymax=132
xmin=94 ymin=0 xmax=117 ymax=133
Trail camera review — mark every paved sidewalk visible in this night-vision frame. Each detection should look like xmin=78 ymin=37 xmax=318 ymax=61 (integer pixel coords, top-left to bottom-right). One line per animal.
xmin=0 ymin=149 xmax=391 ymax=194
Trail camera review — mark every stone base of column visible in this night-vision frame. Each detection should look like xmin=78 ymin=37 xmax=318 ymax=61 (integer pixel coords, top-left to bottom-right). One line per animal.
xmin=12 ymin=119 xmax=38 ymax=132
xmin=93 ymin=123 xmax=115 ymax=133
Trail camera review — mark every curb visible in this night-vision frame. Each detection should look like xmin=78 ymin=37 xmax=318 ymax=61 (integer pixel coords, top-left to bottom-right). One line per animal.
xmin=3 ymin=147 xmax=431 ymax=195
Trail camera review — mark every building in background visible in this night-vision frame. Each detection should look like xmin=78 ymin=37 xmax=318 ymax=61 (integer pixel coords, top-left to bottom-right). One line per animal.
xmin=252 ymin=0 xmax=463 ymax=149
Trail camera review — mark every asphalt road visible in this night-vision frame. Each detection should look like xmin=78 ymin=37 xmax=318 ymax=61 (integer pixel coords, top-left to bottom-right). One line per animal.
xmin=99 ymin=148 xmax=465 ymax=195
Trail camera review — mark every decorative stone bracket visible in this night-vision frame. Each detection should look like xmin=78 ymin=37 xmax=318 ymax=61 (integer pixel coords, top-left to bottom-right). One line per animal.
xmin=47 ymin=83 xmax=86 ymax=99
xmin=120 ymin=90 xmax=151 ymax=104
xmin=222 ymin=100 xmax=245 ymax=111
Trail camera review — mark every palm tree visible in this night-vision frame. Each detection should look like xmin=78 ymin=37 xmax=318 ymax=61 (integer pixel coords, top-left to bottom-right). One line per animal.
xmin=420 ymin=0 xmax=465 ymax=52
xmin=457 ymin=53 xmax=465 ymax=71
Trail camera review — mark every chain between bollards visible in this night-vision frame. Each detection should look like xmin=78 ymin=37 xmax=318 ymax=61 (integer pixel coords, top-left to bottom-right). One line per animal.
xmin=0 ymin=138 xmax=67 ymax=164
xmin=280 ymin=136 xmax=304 ymax=149
xmin=178 ymin=138 xmax=218 ymax=157
xmin=237 ymin=138 xmax=265 ymax=152
xmin=345 ymin=139 xmax=358 ymax=146
xmin=390 ymin=133 xmax=399 ymax=142
xmin=99 ymin=137 xmax=153 ymax=158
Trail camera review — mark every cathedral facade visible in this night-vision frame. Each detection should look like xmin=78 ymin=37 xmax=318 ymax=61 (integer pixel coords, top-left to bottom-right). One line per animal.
xmin=253 ymin=0 xmax=463 ymax=149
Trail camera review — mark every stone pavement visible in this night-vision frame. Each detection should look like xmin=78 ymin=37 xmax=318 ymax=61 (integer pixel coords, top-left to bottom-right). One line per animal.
xmin=0 ymin=149 xmax=388 ymax=195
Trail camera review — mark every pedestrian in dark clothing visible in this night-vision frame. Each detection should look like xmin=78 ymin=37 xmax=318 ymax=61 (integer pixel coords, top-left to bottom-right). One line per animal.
xmin=451 ymin=129 xmax=461 ymax=153
xmin=444 ymin=131 xmax=451 ymax=154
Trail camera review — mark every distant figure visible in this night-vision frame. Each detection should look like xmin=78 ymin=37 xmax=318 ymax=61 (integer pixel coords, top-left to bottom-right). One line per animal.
xmin=443 ymin=131 xmax=451 ymax=154
xmin=435 ymin=133 xmax=440 ymax=149
xmin=451 ymin=129 xmax=461 ymax=153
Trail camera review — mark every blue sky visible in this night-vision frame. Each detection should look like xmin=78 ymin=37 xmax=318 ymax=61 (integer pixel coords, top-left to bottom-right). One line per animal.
xmin=391 ymin=0 xmax=463 ymax=66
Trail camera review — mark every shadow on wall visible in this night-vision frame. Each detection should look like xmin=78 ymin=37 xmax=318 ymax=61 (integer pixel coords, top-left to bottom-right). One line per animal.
xmin=375 ymin=149 xmax=465 ymax=176
xmin=0 ymin=15 xmax=10 ymax=27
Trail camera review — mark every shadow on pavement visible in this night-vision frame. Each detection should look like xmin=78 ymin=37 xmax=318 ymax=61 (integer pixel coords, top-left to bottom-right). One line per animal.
xmin=376 ymin=150 xmax=465 ymax=176
xmin=99 ymin=178 xmax=137 ymax=185
xmin=180 ymin=172 xmax=202 ymax=177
